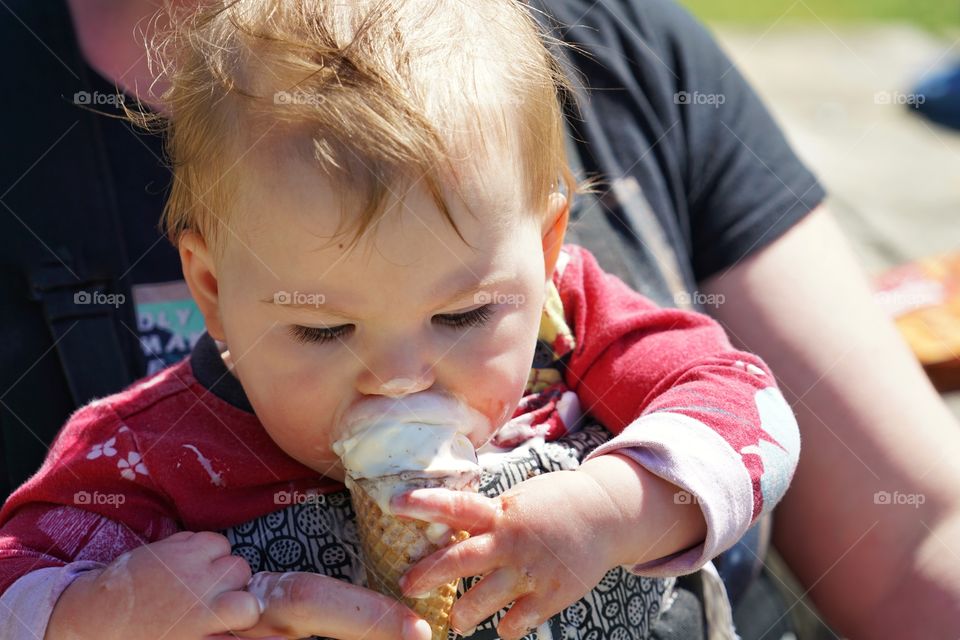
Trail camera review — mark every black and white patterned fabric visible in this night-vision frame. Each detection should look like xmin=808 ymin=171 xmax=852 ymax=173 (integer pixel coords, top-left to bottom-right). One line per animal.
xmin=221 ymin=422 xmax=676 ymax=639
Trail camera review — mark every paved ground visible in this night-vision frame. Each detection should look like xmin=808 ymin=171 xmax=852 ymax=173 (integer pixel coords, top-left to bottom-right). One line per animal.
xmin=712 ymin=23 xmax=960 ymax=419
xmin=708 ymin=23 xmax=960 ymax=638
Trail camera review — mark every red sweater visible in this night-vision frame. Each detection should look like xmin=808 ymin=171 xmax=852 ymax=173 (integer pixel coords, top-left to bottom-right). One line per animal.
xmin=0 ymin=245 xmax=798 ymax=609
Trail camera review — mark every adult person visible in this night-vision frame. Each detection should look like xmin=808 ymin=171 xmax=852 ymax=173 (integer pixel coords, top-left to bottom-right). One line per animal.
xmin=0 ymin=0 xmax=958 ymax=638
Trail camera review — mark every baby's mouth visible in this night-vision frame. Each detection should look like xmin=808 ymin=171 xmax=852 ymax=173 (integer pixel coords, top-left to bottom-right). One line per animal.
xmin=331 ymin=391 xmax=489 ymax=479
xmin=335 ymin=391 xmax=489 ymax=439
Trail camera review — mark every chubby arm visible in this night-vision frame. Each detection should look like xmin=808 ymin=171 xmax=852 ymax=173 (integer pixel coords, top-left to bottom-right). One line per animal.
xmin=556 ymin=245 xmax=800 ymax=573
xmin=701 ymin=204 xmax=960 ymax=638
xmin=391 ymin=453 xmax=705 ymax=639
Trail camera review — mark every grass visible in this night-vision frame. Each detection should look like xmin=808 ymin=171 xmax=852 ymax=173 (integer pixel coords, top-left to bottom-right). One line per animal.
xmin=679 ymin=0 xmax=960 ymax=30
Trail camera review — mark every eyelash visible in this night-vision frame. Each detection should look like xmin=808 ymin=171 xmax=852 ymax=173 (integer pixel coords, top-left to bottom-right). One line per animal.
xmin=433 ymin=304 xmax=494 ymax=329
xmin=289 ymin=324 xmax=353 ymax=345
xmin=288 ymin=304 xmax=495 ymax=344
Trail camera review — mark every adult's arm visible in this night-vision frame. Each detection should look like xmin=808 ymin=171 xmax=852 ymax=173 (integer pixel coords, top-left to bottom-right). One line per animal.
xmin=701 ymin=204 xmax=960 ymax=638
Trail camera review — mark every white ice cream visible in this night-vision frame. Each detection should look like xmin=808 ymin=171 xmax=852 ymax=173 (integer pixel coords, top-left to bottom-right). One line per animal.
xmin=336 ymin=421 xmax=479 ymax=479
xmin=333 ymin=392 xmax=485 ymax=526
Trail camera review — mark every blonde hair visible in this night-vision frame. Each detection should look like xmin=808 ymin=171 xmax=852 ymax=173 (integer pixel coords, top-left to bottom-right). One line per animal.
xmin=137 ymin=0 xmax=579 ymax=253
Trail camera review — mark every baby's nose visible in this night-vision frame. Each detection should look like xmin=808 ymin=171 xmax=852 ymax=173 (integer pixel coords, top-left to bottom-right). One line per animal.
xmin=355 ymin=354 xmax=435 ymax=397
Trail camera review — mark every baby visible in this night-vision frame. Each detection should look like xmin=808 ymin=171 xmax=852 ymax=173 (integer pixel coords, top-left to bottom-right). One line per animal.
xmin=0 ymin=1 xmax=800 ymax=639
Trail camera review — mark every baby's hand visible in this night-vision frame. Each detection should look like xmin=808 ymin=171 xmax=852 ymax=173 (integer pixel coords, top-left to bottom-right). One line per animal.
xmin=46 ymin=531 xmax=263 ymax=640
xmin=390 ymin=469 xmax=624 ymax=640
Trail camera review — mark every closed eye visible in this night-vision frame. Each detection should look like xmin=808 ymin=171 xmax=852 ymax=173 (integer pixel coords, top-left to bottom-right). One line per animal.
xmin=289 ymin=324 xmax=354 ymax=344
xmin=289 ymin=304 xmax=494 ymax=344
xmin=432 ymin=304 xmax=494 ymax=329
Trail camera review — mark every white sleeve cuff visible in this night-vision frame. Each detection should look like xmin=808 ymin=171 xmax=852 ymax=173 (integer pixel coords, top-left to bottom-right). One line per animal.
xmin=0 ymin=561 xmax=105 ymax=639
xmin=584 ymin=411 xmax=754 ymax=577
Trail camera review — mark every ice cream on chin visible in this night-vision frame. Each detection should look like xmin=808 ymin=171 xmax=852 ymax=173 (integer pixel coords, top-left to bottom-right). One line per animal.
xmin=332 ymin=393 xmax=484 ymax=640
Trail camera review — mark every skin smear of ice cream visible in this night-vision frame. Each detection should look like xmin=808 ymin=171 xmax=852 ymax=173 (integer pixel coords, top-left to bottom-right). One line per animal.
xmin=246 ymin=571 xmax=295 ymax=613
xmin=424 ymin=522 xmax=452 ymax=544
xmin=378 ymin=377 xmax=425 ymax=398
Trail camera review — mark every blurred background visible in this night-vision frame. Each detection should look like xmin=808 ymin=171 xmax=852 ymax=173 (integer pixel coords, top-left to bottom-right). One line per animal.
xmin=677 ymin=4 xmax=959 ymax=638
xmin=683 ymin=0 xmax=957 ymax=29
xmin=681 ymin=0 xmax=960 ymax=403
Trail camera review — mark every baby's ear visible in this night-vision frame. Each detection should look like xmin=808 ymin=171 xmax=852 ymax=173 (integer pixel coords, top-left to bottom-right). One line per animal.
xmin=179 ymin=231 xmax=226 ymax=341
xmin=541 ymin=192 xmax=569 ymax=280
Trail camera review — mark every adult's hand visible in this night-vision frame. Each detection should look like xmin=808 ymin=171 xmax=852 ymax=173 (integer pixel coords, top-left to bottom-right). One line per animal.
xmin=228 ymin=571 xmax=433 ymax=640
xmin=702 ymin=204 xmax=960 ymax=638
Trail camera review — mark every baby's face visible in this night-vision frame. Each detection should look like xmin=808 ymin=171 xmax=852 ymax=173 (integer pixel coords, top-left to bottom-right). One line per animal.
xmin=187 ymin=144 xmax=564 ymax=480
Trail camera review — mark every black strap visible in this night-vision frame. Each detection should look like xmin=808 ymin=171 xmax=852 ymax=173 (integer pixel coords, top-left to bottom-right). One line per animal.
xmin=4 ymin=3 xmax=143 ymax=406
xmin=28 ymin=260 xmax=136 ymax=405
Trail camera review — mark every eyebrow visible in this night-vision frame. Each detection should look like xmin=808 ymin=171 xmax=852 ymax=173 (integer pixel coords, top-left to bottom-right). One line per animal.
xmin=261 ymin=270 xmax=515 ymax=317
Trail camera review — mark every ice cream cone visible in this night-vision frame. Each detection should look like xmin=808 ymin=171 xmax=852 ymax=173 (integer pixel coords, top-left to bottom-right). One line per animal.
xmin=347 ymin=473 xmax=476 ymax=640
xmin=332 ymin=395 xmax=486 ymax=638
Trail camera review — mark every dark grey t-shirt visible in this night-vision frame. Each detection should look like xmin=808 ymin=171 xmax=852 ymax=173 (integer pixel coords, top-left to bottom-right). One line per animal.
xmin=535 ymin=0 xmax=825 ymax=307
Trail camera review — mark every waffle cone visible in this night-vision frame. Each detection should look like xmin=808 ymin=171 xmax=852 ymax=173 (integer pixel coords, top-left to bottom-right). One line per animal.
xmin=347 ymin=473 xmax=476 ymax=640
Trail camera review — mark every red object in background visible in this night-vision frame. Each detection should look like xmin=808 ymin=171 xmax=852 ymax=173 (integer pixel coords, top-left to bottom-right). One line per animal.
xmin=874 ymin=252 xmax=960 ymax=391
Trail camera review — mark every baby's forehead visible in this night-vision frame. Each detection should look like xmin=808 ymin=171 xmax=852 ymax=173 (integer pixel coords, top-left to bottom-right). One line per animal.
xmin=228 ymin=146 xmax=534 ymax=300
xmin=235 ymin=120 xmax=527 ymax=229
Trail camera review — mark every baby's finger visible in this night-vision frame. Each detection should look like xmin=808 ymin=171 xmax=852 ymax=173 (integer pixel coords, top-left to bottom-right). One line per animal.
xmin=206 ymin=589 xmax=262 ymax=632
xmin=400 ymin=534 xmax=498 ymax=597
xmin=391 ymin=488 xmax=498 ymax=532
xmin=184 ymin=530 xmax=235 ymax=561
xmin=449 ymin=567 xmax=530 ymax=635
xmin=496 ymin=595 xmax=554 ymax=640
xmin=211 ymin=553 xmax=253 ymax=589
xmin=160 ymin=530 xmax=197 ymax=543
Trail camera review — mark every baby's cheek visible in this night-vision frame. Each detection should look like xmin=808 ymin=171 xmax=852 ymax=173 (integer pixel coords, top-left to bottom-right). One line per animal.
xmin=251 ymin=377 xmax=340 ymax=464
xmin=463 ymin=367 xmax=528 ymax=448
